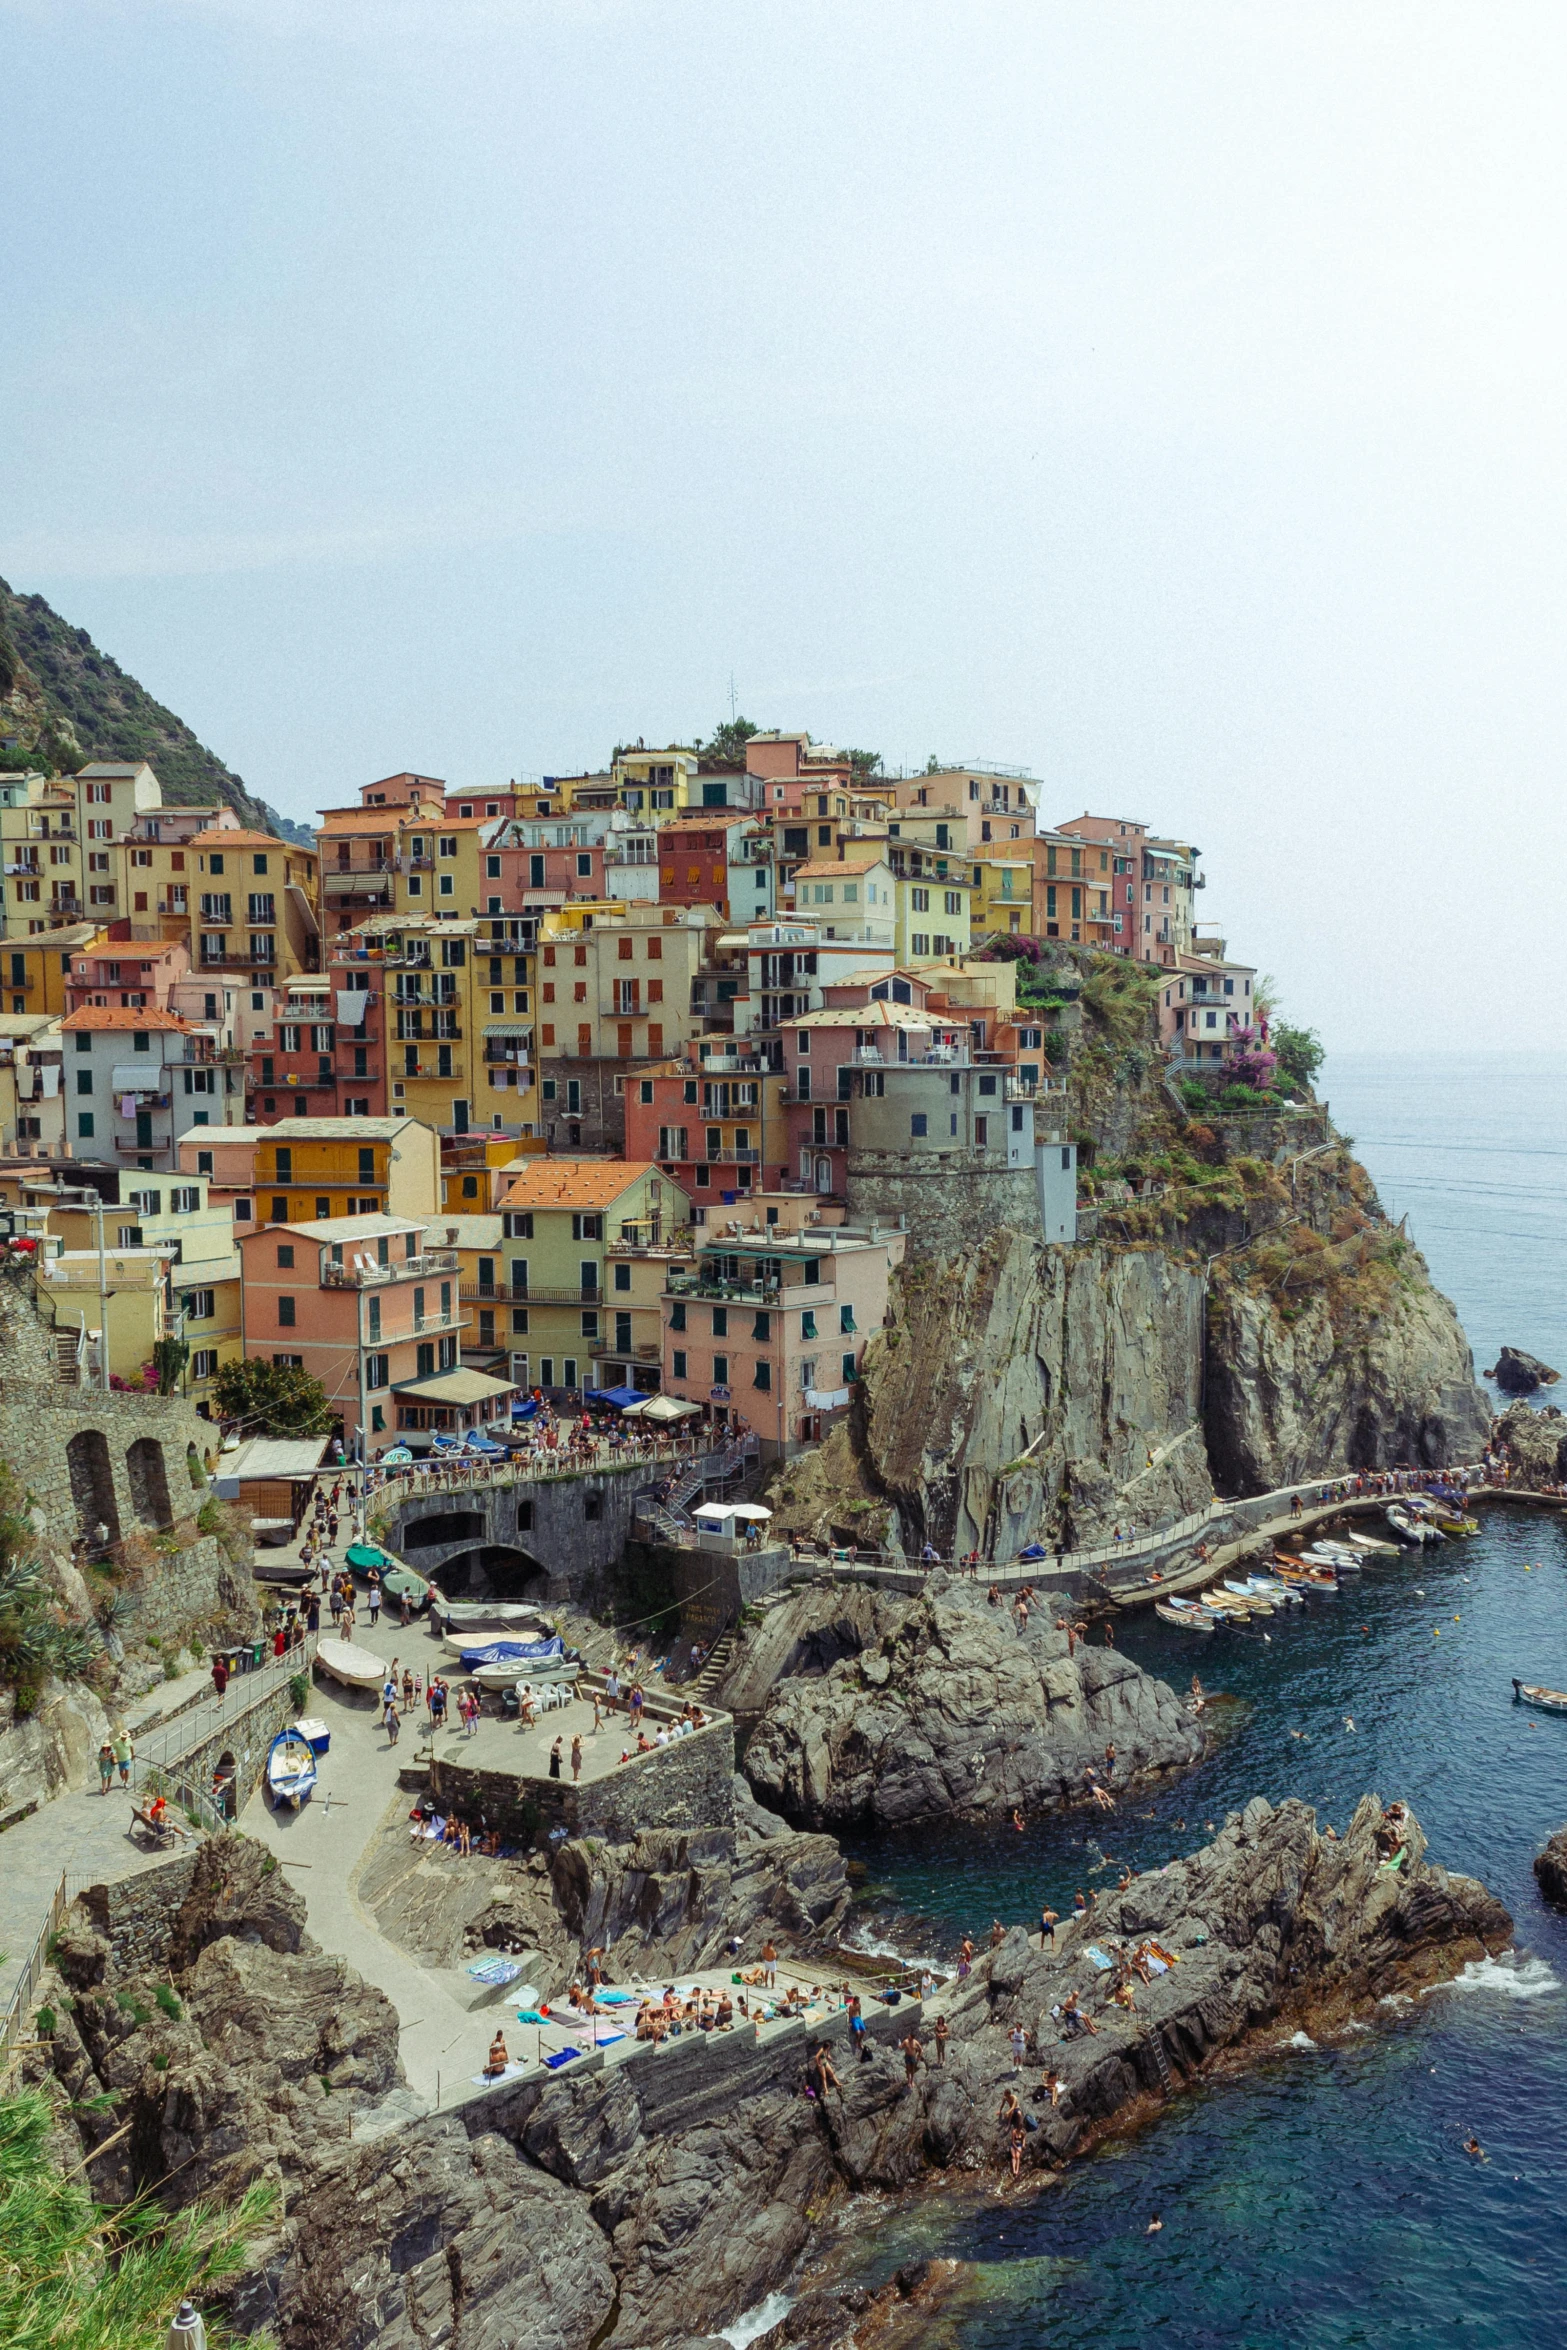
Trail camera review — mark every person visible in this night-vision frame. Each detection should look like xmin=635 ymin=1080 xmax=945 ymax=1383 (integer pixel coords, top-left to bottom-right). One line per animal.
xmin=1040 ymin=1905 xmax=1058 ymax=1946
xmin=329 ymin=1584 xmax=344 ymax=1627
xmin=384 ymin=1696 xmax=401 ymax=1746
xmin=485 ymin=2030 xmax=509 ymax=2079
xmin=900 ymin=2031 xmax=923 ymax=2086
xmin=990 ymin=1919 xmax=1006 ymax=1949
xmin=1012 ymin=1807 xmax=1026 ymax=1833
xmin=1073 ymin=1890 xmax=1087 ymax=1918
xmin=367 ymin=1571 xmax=382 ymax=1628
xmin=273 ymin=1623 xmax=287 ymax=1659
xmin=605 ymin=1665 xmax=621 ymax=1712
xmin=571 ymin=1734 xmax=583 ymax=1783
xmin=1009 ymin=2117 xmax=1026 ymax=2178
xmin=957 ymin=1936 xmax=974 ymax=1980
xmin=146 ymin=1791 xmax=168 ymax=1831
xmin=848 ymin=1995 xmax=869 ymax=2061
xmin=549 ymin=1736 xmax=563 ymax=1780
xmin=306 ymin=1594 xmax=320 ymax=1634
xmin=934 ymin=2012 xmax=950 ymax=2065
xmin=111 ymin=1728 xmax=133 ymax=1787
xmin=1463 ymin=2136 xmax=1487 ymax=2161
xmin=1010 ymin=2022 xmax=1027 ymax=2073
xmin=1147 ymin=2213 xmax=1163 ymax=2234
xmin=97 ymin=1741 xmax=115 ymax=1796
xmin=762 ymin=1940 xmax=778 ymax=1988
xmin=1043 ymin=2067 xmax=1062 ymax=2109
xmin=211 ymin=1652 xmax=229 ymax=1699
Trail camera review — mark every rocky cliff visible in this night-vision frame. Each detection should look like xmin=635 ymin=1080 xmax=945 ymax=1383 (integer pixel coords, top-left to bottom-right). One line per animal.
xmin=24 ymin=1798 xmax=1508 ymax=2350
xmin=740 ymin=1576 xmax=1202 ymax=1830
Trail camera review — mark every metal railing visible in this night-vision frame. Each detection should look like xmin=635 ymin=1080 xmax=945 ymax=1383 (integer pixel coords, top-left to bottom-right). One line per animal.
xmin=0 ymin=1871 xmax=82 ymax=2082
xmin=131 ymin=1635 xmax=318 ymax=1773
xmin=320 ymin=1248 xmax=460 ymax=1288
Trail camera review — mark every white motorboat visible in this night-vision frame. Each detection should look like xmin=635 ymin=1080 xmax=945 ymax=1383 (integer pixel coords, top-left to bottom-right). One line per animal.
xmin=442 ymin=1617 xmax=551 ymax=1657
xmin=431 ymin=1595 xmax=550 ymax=1634
xmin=471 ymin=1659 xmax=582 ymax=1692
xmin=1387 ymin=1506 xmax=1439 ymax=1546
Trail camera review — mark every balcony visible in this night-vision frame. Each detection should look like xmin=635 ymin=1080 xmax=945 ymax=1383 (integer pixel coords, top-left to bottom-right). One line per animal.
xmin=665 ymin=1273 xmax=781 ymax=1305
xmin=696 ymin=1146 xmax=760 ymax=1165
xmin=512 ymin=1285 xmax=602 ymax=1306
xmin=413 ymin=1310 xmax=466 ymax=1335
xmin=319 ymin=1247 xmax=460 ymax=1289
xmin=459 ymin=1281 xmax=499 ymax=1304
xmin=200 ymin=951 xmax=277 ymax=971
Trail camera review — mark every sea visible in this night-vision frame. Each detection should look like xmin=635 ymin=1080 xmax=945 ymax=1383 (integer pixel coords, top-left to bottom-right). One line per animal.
xmin=734 ymin=1053 xmax=1567 ymax=2350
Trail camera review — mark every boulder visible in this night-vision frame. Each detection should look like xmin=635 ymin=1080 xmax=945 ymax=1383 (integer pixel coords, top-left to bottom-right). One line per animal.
xmin=1486 ymin=1346 xmax=1560 ymax=1392
xmin=1535 ymin=1825 xmax=1567 ymax=1907
xmin=743 ymin=1578 xmax=1201 ymax=1831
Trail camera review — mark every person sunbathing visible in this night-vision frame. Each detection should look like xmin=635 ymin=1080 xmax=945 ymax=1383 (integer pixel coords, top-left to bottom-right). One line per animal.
xmin=484 ymin=2031 xmax=509 ymax=2078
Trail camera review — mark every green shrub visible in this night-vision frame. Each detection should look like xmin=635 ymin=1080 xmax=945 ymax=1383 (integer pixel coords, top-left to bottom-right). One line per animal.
xmin=152 ymin=1985 xmax=182 ymax=2021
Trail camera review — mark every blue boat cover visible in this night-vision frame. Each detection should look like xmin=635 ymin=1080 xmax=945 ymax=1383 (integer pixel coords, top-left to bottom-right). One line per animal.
xmin=459 ymin=1635 xmax=566 ymax=1669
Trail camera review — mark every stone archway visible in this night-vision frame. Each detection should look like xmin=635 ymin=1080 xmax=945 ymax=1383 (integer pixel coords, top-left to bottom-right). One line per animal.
xmin=126 ymin=1436 xmax=173 ymax=1528
xmin=400 ymin=1510 xmax=487 ymax=1551
xmin=436 ymin=1544 xmax=549 ymax=1602
xmin=67 ymin=1429 xmax=119 ymax=1548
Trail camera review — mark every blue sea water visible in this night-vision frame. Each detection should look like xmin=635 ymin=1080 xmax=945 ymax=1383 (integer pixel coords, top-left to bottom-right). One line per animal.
xmin=815 ymin=1055 xmax=1567 ymax=2349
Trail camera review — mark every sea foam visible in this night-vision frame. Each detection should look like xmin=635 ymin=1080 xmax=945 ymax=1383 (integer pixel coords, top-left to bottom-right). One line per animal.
xmin=1430 ymin=1950 xmax=1561 ymax=2002
xmin=720 ymin=2292 xmax=793 ymax=2348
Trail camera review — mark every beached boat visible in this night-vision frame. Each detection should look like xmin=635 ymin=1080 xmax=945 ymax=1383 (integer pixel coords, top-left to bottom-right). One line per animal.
xmin=315 ymin=1637 xmax=387 ymax=1691
xmin=432 ymin=1597 xmax=552 ymax=1635
xmin=345 ymin=1543 xmax=431 ymax=1610
xmin=265 ymin=1726 xmax=318 ymax=1809
xmin=472 ymin=1658 xmax=583 ymax=1692
xmin=458 ymin=1635 xmax=579 ymax=1684
xmin=1513 ymin=1680 xmax=1567 ymax=1715
xmin=442 ymin=1616 xmax=551 ymax=1656
xmin=1155 ymin=1598 xmax=1217 ymax=1631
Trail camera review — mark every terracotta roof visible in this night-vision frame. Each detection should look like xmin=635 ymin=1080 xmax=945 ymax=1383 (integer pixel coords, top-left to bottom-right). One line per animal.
xmin=497 ymin=1158 xmax=660 ymax=1211
xmin=792 ymin=1003 xmax=935 ymax=1030
xmin=59 ymin=1006 xmax=195 ymax=1033
xmin=790 ymin=853 xmax=889 ymax=879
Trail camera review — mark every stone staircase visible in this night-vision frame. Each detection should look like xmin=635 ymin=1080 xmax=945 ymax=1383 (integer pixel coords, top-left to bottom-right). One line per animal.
xmin=53 ymin=1326 xmax=85 ymax=1387
xmin=688 ymin=1629 xmax=736 ymax=1700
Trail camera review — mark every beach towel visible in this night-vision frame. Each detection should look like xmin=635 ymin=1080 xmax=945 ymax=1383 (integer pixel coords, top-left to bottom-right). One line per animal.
xmin=515 ymin=2008 xmax=548 ymax=2025
xmin=1085 ymin=1947 xmax=1114 ymax=1971
xmin=467 ymin=1957 xmax=523 ymax=1986
xmin=471 ymin=2060 xmax=531 ymax=2087
xmin=543 ymin=2047 xmax=581 ymax=2070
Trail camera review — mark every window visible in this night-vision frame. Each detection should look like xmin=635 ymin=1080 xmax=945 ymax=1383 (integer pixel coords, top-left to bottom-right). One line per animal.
xmin=753 ymin=1310 xmax=771 ymax=1339
xmin=711 ymin=1306 xmax=728 ymax=1337
xmin=191 ymin=1349 xmax=217 ymax=1380
xmin=670 ymin=1301 xmax=686 ymax=1331
xmin=754 ymin=1359 xmax=771 ymax=1391
xmin=197 ymin=1151 xmax=213 ymax=1174
xmin=945 ymin=891 xmax=962 ymax=915
xmin=77 ymin=1111 xmax=94 ymax=1137
xmin=613 ymin=1261 xmax=631 ymax=1292
xmin=581 ymin=1310 xmax=599 ymax=1338
xmin=712 ymin=1353 xmax=729 ymax=1385
xmin=974 ymin=1116 xmax=988 ymax=1146
xmin=511 ymin=1306 xmax=529 ymax=1333
xmin=571 ymin=1213 xmax=602 ymax=1240
xmin=910 ymin=1113 xmax=927 ymax=1138
xmin=439 ymin=835 xmax=457 ymax=857
xmin=277 ymin=1296 xmax=296 ymax=1327
xmin=672 ymin=1349 xmax=687 ymax=1380
xmin=117 ymin=1225 xmax=140 ymax=1248
xmin=276 ymin=1244 xmax=294 ymax=1268
xmin=367 ymin=1297 xmax=381 ymax=1342
xmin=842 ymin=1352 xmax=857 ymax=1383
xmin=182 ymin=1289 xmax=215 ymax=1321
xmin=170 ymin=1185 xmax=199 ymax=1213
xmin=911 ymin=886 xmax=929 ymax=911
xmin=76 ymin=1069 xmax=93 ymax=1095
xmin=839 ymin=1304 xmax=856 ymax=1334
xmin=270 ymin=1196 xmax=288 ymax=1222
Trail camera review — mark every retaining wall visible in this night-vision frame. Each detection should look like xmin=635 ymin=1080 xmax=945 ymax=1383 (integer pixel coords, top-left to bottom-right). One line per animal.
xmin=846 ymin=1154 xmax=1038 ymax=1256
xmin=428 ymin=1715 xmax=736 ymax=1845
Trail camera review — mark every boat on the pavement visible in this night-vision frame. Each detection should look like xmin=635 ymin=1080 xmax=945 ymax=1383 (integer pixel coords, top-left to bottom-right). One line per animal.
xmin=457 ymin=1635 xmax=580 ymax=1684
xmin=315 ymin=1637 xmax=388 ymax=1691
xmin=265 ymin=1725 xmax=318 ymax=1809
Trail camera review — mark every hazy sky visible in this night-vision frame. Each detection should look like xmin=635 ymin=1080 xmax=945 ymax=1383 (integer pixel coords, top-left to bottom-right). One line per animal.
xmin=7 ymin=1 xmax=1567 ymax=1049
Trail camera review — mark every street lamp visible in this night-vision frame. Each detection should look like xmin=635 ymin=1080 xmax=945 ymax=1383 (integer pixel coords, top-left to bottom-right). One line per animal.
xmin=166 ymin=2300 xmax=207 ymax=2350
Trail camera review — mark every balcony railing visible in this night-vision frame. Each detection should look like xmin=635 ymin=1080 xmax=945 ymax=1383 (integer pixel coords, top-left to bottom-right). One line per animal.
xmin=665 ymin=1274 xmax=781 ymax=1305
xmin=319 ymin=1247 xmax=460 ymax=1289
xmin=413 ymin=1310 xmax=465 ymax=1335
xmin=512 ymin=1284 xmax=602 ymax=1305
xmin=458 ymin=1281 xmax=499 ymax=1303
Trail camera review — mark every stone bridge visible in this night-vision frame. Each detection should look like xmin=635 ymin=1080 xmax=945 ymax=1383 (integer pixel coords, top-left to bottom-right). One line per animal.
xmin=381 ymin=1449 xmax=738 ymax=1606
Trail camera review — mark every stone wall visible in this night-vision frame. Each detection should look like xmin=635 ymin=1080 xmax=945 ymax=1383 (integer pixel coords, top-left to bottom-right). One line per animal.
xmin=632 ymin=1538 xmax=793 ymax=1646
xmin=845 ymin=1153 xmax=1039 ymax=1257
xmin=168 ymin=1672 xmax=309 ymax=1824
xmin=428 ymin=1716 xmax=736 ymax=1846
xmin=78 ymin=1852 xmax=199 ymax=1977
xmin=386 ymin=1450 xmax=735 ymax=1609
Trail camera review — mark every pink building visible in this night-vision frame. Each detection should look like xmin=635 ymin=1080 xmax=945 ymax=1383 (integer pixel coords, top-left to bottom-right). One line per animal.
xmin=661 ymin=1195 xmax=905 ymax=1459
xmin=66 ymin=939 xmax=192 ymax=1015
xmin=1157 ymin=951 xmax=1260 ymax=1065
xmin=238 ymin=1210 xmax=516 ymax=1454
xmin=178 ymin=1127 xmax=262 ymax=1236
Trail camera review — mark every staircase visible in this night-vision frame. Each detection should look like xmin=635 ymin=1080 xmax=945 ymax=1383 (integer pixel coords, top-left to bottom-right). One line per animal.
xmin=689 ymin=1628 xmax=736 ymax=1700
xmin=53 ymin=1327 xmax=83 ymax=1387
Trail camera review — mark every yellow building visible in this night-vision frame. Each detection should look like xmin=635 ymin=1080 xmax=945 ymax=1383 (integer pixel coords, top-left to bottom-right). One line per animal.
xmin=251 ymin=1115 xmax=441 ymax=1227
xmin=389 ymin=815 xmax=489 ymax=923
xmin=599 ymin=1209 xmax=695 ymax=1392
xmin=610 ymin=745 xmax=699 ymax=814
xmin=48 ymin=1171 xmax=242 ymax=1410
xmin=2 ymin=924 xmax=107 ymax=1014
xmin=969 ymin=844 xmax=1035 ymax=936
xmin=440 ymin=1133 xmax=543 ymax=1212
xmin=0 ymin=774 xmax=84 ymax=935
xmin=118 ymin=803 xmax=239 ymax=950
xmin=190 ymin=828 xmax=319 ymax=992
xmin=496 ymin=1158 xmax=684 ymax=1396
xmin=36 ymin=1243 xmax=169 ymax=1386
xmin=536 ymin=903 xmax=719 ymax=1066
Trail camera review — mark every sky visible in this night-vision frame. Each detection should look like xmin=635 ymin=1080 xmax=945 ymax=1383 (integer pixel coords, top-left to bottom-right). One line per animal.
xmin=6 ymin=0 xmax=1567 ymax=1050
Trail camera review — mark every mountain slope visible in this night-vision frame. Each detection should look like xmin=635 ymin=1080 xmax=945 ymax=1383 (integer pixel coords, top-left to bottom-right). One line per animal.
xmin=0 ymin=577 xmax=313 ymax=844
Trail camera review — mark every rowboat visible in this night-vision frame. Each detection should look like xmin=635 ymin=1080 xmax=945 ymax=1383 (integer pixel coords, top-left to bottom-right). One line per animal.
xmin=1344 ymin=1532 xmax=1400 ymax=1555
xmin=346 ymin=1544 xmax=431 ymax=1610
xmin=1513 ymin=1680 xmax=1567 ymax=1715
xmin=458 ymin=1636 xmax=579 ymax=1684
xmin=266 ymin=1726 xmax=318 ymax=1809
xmin=1219 ymin=1583 xmax=1274 ymax=1614
xmin=315 ymin=1637 xmax=387 ymax=1691
xmin=433 ymin=1597 xmax=551 ymax=1635
xmin=1155 ymin=1598 xmax=1217 ymax=1631
xmin=1305 ymin=1543 xmax=1362 ymax=1570
xmin=1246 ymin=1575 xmax=1303 ymax=1606
xmin=472 ymin=1659 xmax=583 ymax=1692
xmin=443 ymin=1617 xmax=552 ymax=1656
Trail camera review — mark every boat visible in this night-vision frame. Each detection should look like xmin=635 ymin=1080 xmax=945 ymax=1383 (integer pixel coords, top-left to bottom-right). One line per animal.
xmin=472 ymin=1658 xmax=583 ymax=1692
xmin=266 ymin=1726 xmax=318 ymax=1809
xmin=1513 ymin=1680 xmax=1567 ymax=1715
xmin=1304 ymin=1542 xmax=1362 ymax=1568
xmin=1344 ymin=1532 xmax=1400 ymax=1555
xmin=1155 ymin=1597 xmax=1218 ymax=1631
xmin=442 ymin=1615 xmax=552 ymax=1656
xmin=315 ymin=1637 xmax=388 ymax=1691
xmin=1248 ymin=1575 xmax=1303 ymax=1605
xmin=1428 ymin=1511 xmax=1479 ymax=1537
xmin=346 ymin=1543 xmax=431 ymax=1610
xmin=458 ymin=1635 xmax=579 ymax=1684
xmin=1386 ymin=1508 xmax=1438 ymax=1546
xmin=432 ymin=1596 xmax=551 ymax=1634
xmin=1274 ymin=1564 xmax=1338 ymax=1593
xmin=1219 ymin=1583 xmax=1274 ymax=1614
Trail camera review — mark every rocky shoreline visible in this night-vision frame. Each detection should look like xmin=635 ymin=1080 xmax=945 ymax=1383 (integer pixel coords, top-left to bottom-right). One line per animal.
xmin=20 ymin=1787 xmax=1509 ymax=2350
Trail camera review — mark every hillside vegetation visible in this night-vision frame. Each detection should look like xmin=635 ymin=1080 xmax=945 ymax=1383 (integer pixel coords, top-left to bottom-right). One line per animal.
xmin=0 ymin=577 xmax=311 ymax=844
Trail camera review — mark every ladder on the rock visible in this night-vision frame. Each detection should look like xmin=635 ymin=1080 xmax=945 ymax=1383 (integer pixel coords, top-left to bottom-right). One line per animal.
xmin=1147 ymin=2028 xmax=1175 ymax=2098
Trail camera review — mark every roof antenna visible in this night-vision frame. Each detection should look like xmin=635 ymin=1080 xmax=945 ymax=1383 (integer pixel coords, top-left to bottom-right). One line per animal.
xmin=729 ymin=673 xmax=737 ymax=723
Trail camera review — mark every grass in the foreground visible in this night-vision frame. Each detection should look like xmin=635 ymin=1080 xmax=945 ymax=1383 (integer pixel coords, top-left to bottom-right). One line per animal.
xmin=0 ymin=2088 xmax=277 ymax=2350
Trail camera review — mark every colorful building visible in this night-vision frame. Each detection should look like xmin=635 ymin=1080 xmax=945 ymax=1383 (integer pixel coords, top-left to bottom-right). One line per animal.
xmin=623 ymin=1050 xmax=784 ymax=1204
xmin=61 ymin=1006 xmax=225 ymax=1169
xmin=495 ymin=1157 xmax=684 ymax=1399
xmin=660 ymin=1199 xmax=905 ymax=1458
xmin=1157 ymin=949 xmax=1260 ymax=1065
xmin=189 ymin=827 xmax=319 ymax=993
xmin=238 ymin=1210 xmax=514 ymax=1452
xmin=249 ymin=1115 xmax=441 ymax=1227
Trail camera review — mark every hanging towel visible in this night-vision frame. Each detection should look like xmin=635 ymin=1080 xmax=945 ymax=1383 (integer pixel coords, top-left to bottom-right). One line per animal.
xmin=39 ymin=1065 xmax=59 ymax=1099
xmin=336 ymin=991 xmax=369 ymax=1026
xmin=121 ymin=1094 xmax=138 ymax=1119
xmin=14 ymin=1067 xmax=34 ymax=1100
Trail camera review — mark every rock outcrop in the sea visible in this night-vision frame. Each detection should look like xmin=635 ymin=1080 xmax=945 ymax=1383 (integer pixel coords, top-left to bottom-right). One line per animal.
xmin=1494 ymin=1399 xmax=1567 ymax=1483
xmin=1535 ymin=1825 xmax=1567 ymax=1907
xmin=1487 ymin=1345 xmax=1560 ymax=1392
xmin=26 ymin=1800 xmax=1509 ymax=2350
xmin=740 ymin=1576 xmax=1202 ymax=1830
